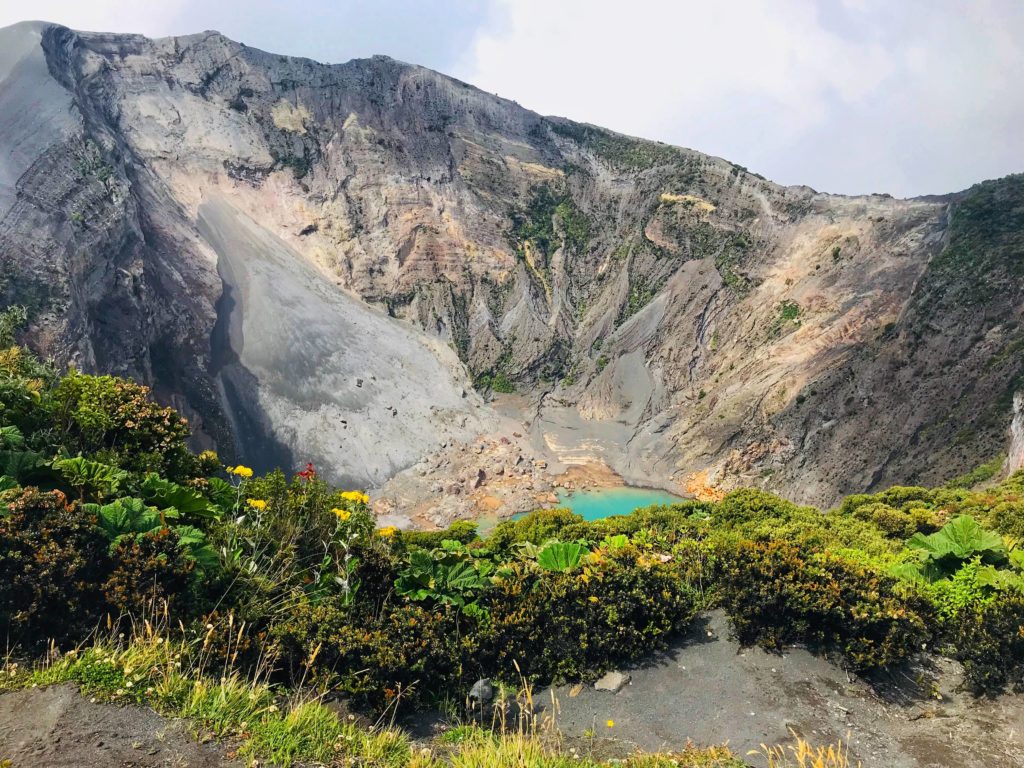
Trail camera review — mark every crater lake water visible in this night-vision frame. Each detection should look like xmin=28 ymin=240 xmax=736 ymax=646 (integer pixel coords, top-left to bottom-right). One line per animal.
xmin=485 ymin=485 xmax=685 ymax=532
xmin=547 ymin=486 xmax=683 ymax=520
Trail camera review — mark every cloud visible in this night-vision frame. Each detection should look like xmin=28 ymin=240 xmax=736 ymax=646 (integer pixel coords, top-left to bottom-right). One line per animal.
xmin=458 ymin=0 xmax=1024 ymax=196
xmin=0 ymin=1 xmax=490 ymax=72
xmin=0 ymin=0 xmax=187 ymax=36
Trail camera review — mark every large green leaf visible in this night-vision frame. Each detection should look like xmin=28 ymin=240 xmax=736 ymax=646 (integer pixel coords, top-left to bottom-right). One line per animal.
xmin=395 ymin=549 xmax=491 ymax=611
xmin=537 ymin=540 xmax=587 ymax=572
xmin=0 ymin=449 xmax=46 ymax=482
xmin=54 ymin=456 xmax=128 ymax=500
xmin=887 ymin=561 xmax=928 ymax=585
xmin=140 ymin=473 xmax=219 ymax=519
xmin=204 ymin=476 xmax=235 ymax=511
xmin=85 ymin=497 xmax=166 ymax=542
xmin=1010 ymin=548 xmax=1024 ymax=571
xmin=600 ymin=534 xmax=630 ymax=551
xmin=0 ymin=425 xmax=25 ymax=449
xmin=907 ymin=515 xmax=1006 ymax=564
xmin=174 ymin=524 xmax=221 ymax=574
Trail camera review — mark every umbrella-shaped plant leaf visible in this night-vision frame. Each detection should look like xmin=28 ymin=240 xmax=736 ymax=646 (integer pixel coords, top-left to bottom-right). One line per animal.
xmin=537 ymin=540 xmax=588 ymax=572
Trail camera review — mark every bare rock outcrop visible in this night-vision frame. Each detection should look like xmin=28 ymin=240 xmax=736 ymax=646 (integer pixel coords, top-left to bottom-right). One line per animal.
xmin=1 ymin=21 xmax=1021 ymax=503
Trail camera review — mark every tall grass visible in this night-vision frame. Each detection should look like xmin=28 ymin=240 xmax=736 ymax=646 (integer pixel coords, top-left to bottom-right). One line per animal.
xmin=2 ymin=610 xmax=410 ymax=767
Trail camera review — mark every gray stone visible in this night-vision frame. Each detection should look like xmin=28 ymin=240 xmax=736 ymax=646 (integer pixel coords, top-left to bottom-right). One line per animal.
xmin=594 ymin=671 xmax=631 ymax=693
xmin=468 ymin=678 xmax=494 ymax=703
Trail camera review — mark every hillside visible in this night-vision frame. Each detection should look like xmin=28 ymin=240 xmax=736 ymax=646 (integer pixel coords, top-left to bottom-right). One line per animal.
xmin=1 ymin=21 xmax=1022 ymax=505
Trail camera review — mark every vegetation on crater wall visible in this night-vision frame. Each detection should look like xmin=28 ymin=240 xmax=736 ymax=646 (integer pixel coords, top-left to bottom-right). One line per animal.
xmin=549 ymin=121 xmax=688 ymax=172
xmin=511 ymin=183 xmax=592 ymax=263
xmin=767 ymin=299 xmax=802 ymax=338
xmin=922 ymin=174 xmax=1024 ymax=307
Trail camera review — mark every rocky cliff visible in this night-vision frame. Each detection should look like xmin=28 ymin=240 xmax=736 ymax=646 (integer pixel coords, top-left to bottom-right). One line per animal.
xmin=1 ymin=21 xmax=1021 ymax=503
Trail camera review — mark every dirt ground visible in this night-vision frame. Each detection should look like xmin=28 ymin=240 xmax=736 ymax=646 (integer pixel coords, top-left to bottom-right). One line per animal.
xmin=0 ymin=684 xmax=239 ymax=767
xmin=545 ymin=610 xmax=1024 ymax=768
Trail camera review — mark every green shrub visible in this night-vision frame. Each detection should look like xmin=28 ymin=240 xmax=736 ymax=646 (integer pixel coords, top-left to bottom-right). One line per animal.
xmin=928 ymin=560 xmax=1000 ymax=624
xmin=719 ymin=540 xmax=933 ymax=670
xmin=103 ymin=529 xmax=196 ymax=617
xmin=272 ymin=599 xmax=470 ymax=710
xmin=489 ymin=508 xmax=583 ymax=551
xmin=400 ymin=520 xmax=479 ymax=550
xmin=0 ymin=488 xmax=110 ymax=644
xmin=945 ymin=593 xmax=1024 ymax=694
xmin=712 ymin=489 xmax=900 ymax=563
xmin=50 ymin=370 xmax=195 ymax=479
xmin=479 ymin=548 xmax=699 ymax=683
xmin=851 ymin=501 xmax=940 ymax=539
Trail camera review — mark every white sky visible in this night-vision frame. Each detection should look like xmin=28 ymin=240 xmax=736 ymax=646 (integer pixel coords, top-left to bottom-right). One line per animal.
xmin=2 ymin=0 xmax=1021 ymax=197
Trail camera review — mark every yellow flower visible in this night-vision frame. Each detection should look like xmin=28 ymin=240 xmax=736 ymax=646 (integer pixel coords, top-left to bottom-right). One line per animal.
xmin=588 ymin=596 xmax=599 ymax=604
xmin=332 ymin=507 xmax=351 ymax=521
xmin=247 ymin=499 xmax=267 ymax=511
xmin=606 ymin=720 xmax=615 ymax=728
xmin=378 ymin=526 xmax=398 ymax=538
xmin=230 ymin=465 xmax=254 ymax=478
xmin=340 ymin=490 xmax=370 ymax=505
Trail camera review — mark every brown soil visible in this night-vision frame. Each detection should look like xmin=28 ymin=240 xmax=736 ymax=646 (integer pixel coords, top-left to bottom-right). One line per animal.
xmin=0 ymin=684 xmax=239 ymax=767
xmin=553 ymin=460 xmax=627 ymax=491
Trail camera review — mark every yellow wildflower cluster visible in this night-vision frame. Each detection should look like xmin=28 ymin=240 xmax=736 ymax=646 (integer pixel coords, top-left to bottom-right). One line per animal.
xmin=247 ymin=499 xmax=267 ymax=511
xmin=340 ymin=490 xmax=370 ymax=505
xmin=227 ymin=465 xmax=254 ymax=478
xmin=332 ymin=507 xmax=351 ymax=521
xmin=377 ymin=526 xmax=398 ymax=538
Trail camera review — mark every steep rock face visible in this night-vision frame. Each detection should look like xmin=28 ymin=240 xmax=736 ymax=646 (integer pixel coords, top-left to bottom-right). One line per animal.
xmin=0 ymin=22 xmax=1021 ymax=502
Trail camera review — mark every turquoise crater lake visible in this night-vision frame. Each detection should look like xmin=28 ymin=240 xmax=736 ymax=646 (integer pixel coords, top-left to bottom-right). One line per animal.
xmin=547 ymin=486 xmax=683 ymax=521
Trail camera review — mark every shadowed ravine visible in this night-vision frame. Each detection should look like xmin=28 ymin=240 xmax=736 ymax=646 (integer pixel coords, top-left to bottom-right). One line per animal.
xmin=207 ymin=229 xmax=295 ymax=477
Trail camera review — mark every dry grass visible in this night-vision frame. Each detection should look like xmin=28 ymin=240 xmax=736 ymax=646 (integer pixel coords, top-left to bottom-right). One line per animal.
xmin=753 ymin=732 xmax=861 ymax=768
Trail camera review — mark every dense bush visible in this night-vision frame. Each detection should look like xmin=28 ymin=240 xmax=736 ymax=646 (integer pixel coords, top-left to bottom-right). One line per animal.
xmin=718 ymin=540 xmax=933 ymax=670
xmin=273 ymin=544 xmax=699 ymax=709
xmin=49 ymin=371 xmax=195 ymax=479
xmin=399 ymin=520 xmax=479 ymax=551
xmin=0 ymin=487 xmax=217 ymax=645
xmin=488 ymin=507 xmax=583 ymax=550
xmin=836 ymin=474 xmax=1024 ymax=539
xmin=480 ymin=548 xmax=699 ymax=682
xmin=0 ymin=488 xmax=110 ymax=643
xmin=945 ymin=594 xmax=1024 ymax=693
xmin=273 ymin=599 xmax=470 ymax=710
xmin=103 ymin=529 xmax=196 ymax=617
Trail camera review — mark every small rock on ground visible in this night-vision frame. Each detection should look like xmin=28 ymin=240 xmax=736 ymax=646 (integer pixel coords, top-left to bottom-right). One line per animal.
xmin=594 ymin=671 xmax=631 ymax=693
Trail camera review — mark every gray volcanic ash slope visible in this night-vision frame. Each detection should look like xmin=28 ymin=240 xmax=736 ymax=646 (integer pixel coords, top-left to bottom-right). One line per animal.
xmin=198 ymin=196 xmax=489 ymax=486
xmin=0 ymin=20 xmax=1021 ymax=502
